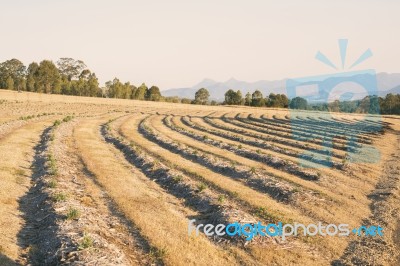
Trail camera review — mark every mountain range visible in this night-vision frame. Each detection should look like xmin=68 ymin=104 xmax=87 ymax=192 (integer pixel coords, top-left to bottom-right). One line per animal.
xmin=162 ymin=72 xmax=400 ymax=101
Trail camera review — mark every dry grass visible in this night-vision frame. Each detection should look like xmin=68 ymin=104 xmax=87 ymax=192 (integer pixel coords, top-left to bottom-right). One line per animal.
xmin=74 ymin=117 xmax=244 ymax=265
xmin=0 ymin=120 xmax=52 ymax=261
xmin=0 ymin=89 xmax=398 ymax=265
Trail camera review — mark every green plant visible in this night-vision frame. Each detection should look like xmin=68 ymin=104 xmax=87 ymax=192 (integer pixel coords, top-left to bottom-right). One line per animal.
xmin=151 ymin=160 xmax=160 ymax=171
xmin=149 ymin=246 xmax=167 ymax=260
xmin=47 ymin=154 xmax=58 ymax=175
xmin=230 ymin=191 xmax=239 ymax=198
xmin=62 ymin=116 xmax=74 ymax=122
xmin=250 ymin=167 xmax=256 ymax=174
xmin=292 ymin=187 xmax=300 ymax=193
xmin=172 ymin=175 xmax=183 ymax=183
xmin=79 ymin=233 xmax=94 ymax=250
xmin=48 ymin=179 xmax=57 ymax=188
xmin=218 ymin=195 xmax=225 ymax=203
xmin=53 ymin=192 xmax=67 ymax=202
xmin=53 ymin=120 xmax=61 ymax=127
xmin=197 ymin=182 xmax=207 ymax=192
xmin=66 ymin=207 xmax=80 ymax=220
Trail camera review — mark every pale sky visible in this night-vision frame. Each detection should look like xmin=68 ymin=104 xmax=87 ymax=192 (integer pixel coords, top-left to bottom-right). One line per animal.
xmin=0 ymin=0 xmax=399 ymax=89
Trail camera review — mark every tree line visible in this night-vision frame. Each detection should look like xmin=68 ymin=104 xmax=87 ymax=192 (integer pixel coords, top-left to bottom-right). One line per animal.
xmin=1 ymin=58 xmax=400 ymax=114
xmin=193 ymin=87 xmax=400 ymax=115
xmin=0 ymin=58 xmax=166 ymax=101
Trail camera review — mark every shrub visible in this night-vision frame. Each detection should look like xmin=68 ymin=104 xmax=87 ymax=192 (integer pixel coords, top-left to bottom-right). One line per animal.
xmin=53 ymin=193 xmax=67 ymax=202
xmin=47 ymin=154 xmax=58 ymax=175
xmin=149 ymin=246 xmax=167 ymax=260
xmin=48 ymin=179 xmax=57 ymax=188
xmin=230 ymin=191 xmax=239 ymax=198
xmin=79 ymin=233 xmax=94 ymax=250
xmin=172 ymin=175 xmax=183 ymax=183
xmin=197 ymin=182 xmax=207 ymax=192
xmin=218 ymin=195 xmax=225 ymax=203
xmin=66 ymin=207 xmax=80 ymax=220
xmin=62 ymin=116 xmax=74 ymax=122
xmin=53 ymin=120 xmax=61 ymax=127
xmin=250 ymin=167 xmax=256 ymax=174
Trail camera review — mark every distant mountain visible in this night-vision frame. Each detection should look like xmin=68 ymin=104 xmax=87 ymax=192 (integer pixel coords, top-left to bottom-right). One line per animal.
xmin=384 ymin=85 xmax=400 ymax=95
xmin=162 ymin=73 xmax=400 ymax=101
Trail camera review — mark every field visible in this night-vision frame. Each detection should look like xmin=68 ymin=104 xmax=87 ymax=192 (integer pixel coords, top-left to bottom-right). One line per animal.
xmin=0 ymin=90 xmax=399 ymax=265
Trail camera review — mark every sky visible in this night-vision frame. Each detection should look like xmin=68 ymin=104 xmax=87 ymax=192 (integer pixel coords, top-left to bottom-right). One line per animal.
xmin=0 ymin=0 xmax=399 ymax=90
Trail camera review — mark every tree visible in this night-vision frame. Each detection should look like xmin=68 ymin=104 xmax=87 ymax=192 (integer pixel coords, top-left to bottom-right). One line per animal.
xmin=130 ymin=85 xmax=138 ymax=99
xmin=245 ymin=92 xmax=252 ymax=106
xmin=224 ymin=89 xmax=236 ymax=105
xmin=357 ymin=95 xmax=380 ymax=114
xmin=251 ymin=90 xmax=265 ymax=107
xmin=26 ymin=62 xmax=39 ymax=92
xmin=267 ymin=93 xmax=289 ymax=108
xmin=107 ymin=78 xmax=124 ymax=98
xmin=86 ymin=73 xmax=100 ymax=97
xmin=181 ymin=98 xmax=192 ymax=104
xmin=224 ymin=89 xmax=243 ymax=105
xmin=329 ymin=100 xmax=341 ymax=112
xmin=6 ymin=76 xmax=14 ymax=90
xmin=146 ymin=86 xmax=162 ymax=101
xmin=60 ymin=76 xmax=71 ymax=95
xmin=135 ymin=83 xmax=148 ymax=100
xmin=194 ymin=88 xmax=209 ymax=105
xmin=235 ymin=90 xmax=244 ymax=105
xmin=57 ymin=58 xmax=86 ymax=81
xmin=121 ymin=82 xmax=131 ymax=99
xmin=289 ymin=97 xmax=308 ymax=110
xmin=79 ymin=69 xmax=91 ymax=80
xmin=36 ymin=60 xmax=61 ymax=93
xmin=164 ymin=96 xmax=180 ymax=103
xmin=0 ymin=59 xmax=26 ymax=90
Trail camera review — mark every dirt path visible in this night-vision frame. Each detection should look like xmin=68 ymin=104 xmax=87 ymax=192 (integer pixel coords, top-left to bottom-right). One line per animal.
xmin=0 ymin=120 xmax=52 ymax=264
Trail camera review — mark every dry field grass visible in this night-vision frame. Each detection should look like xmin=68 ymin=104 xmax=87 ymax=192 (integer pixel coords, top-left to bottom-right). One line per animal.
xmin=0 ymin=90 xmax=399 ymax=265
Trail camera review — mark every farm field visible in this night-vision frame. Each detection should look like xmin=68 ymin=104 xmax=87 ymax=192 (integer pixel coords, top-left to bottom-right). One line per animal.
xmin=0 ymin=90 xmax=399 ymax=265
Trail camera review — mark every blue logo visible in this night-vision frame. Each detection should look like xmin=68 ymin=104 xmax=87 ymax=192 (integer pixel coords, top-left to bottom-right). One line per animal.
xmin=286 ymin=39 xmax=381 ymax=168
xmin=351 ymin=225 xmax=384 ymax=236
